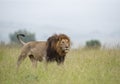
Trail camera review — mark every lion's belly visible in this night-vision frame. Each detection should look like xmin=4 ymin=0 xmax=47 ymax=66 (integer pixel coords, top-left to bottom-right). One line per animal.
xmin=30 ymin=47 xmax=46 ymax=61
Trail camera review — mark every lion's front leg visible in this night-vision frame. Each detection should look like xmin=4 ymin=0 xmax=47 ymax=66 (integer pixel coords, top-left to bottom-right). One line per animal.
xmin=56 ymin=56 xmax=65 ymax=65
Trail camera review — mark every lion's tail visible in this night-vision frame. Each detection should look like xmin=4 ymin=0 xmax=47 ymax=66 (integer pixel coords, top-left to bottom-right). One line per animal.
xmin=17 ymin=34 xmax=26 ymax=45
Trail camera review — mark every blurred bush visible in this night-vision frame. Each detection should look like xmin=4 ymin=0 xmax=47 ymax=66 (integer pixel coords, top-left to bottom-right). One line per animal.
xmin=85 ymin=40 xmax=101 ymax=49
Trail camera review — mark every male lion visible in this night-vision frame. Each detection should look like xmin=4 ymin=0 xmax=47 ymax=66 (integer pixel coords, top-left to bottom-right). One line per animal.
xmin=17 ymin=34 xmax=71 ymax=68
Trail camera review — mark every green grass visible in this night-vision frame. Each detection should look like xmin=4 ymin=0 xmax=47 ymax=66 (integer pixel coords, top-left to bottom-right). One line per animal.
xmin=0 ymin=46 xmax=120 ymax=84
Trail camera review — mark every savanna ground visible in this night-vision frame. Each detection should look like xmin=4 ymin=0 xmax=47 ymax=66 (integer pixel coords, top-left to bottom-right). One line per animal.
xmin=0 ymin=44 xmax=120 ymax=84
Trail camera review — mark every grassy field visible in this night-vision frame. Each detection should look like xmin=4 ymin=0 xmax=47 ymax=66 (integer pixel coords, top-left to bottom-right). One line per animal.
xmin=0 ymin=45 xmax=120 ymax=84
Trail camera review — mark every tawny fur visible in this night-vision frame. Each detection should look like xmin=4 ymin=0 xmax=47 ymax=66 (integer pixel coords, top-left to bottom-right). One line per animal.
xmin=17 ymin=34 xmax=70 ymax=69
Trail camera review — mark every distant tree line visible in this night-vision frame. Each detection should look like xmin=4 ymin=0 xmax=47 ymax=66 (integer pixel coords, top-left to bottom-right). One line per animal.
xmin=9 ymin=29 xmax=101 ymax=49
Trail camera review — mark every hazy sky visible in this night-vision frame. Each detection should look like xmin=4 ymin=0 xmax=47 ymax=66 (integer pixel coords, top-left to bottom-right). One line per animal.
xmin=0 ymin=0 xmax=120 ymax=47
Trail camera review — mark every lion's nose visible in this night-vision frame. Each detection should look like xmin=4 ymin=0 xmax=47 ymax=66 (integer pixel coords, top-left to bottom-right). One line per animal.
xmin=65 ymin=46 xmax=69 ymax=49
xmin=66 ymin=46 xmax=68 ymax=48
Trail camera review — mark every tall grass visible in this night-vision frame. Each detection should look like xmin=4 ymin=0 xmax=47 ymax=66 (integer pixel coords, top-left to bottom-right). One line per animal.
xmin=0 ymin=45 xmax=120 ymax=84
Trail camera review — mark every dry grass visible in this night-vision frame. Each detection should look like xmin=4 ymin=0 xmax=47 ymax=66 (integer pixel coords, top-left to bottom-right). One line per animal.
xmin=0 ymin=45 xmax=120 ymax=84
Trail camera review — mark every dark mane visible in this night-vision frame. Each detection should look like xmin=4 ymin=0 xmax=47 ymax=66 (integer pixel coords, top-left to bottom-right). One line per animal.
xmin=46 ymin=34 xmax=70 ymax=64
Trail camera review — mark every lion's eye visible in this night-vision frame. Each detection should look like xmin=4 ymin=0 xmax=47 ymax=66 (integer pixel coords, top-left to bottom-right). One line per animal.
xmin=61 ymin=41 xmax=64 ymax=44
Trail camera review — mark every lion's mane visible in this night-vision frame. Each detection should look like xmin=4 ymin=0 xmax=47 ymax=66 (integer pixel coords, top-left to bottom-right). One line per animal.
xmin=46 ymin=34 xmax=70 ymax=64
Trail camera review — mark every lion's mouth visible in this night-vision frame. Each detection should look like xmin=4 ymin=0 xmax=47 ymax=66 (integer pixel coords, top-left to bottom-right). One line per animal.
xmin=63 ymin=48 xmax=69 ymax=53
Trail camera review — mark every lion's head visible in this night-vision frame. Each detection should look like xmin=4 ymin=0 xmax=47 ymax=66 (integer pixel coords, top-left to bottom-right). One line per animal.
xmin=47 ymin=34 xmax=71 ymax=56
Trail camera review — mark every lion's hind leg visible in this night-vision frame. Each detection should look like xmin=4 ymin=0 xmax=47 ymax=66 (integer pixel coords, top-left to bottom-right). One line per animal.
xmin=29 ymin=55 xmax=37 ymax=68
xmin=17 ymin=53 xmax=27 ymax=70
